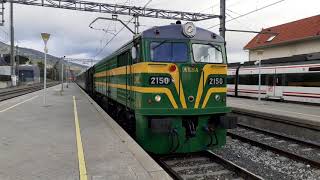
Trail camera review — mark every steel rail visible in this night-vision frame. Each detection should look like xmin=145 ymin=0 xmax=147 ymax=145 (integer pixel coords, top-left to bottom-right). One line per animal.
xmin=0 ymin=82 xmax=59 ymax=101
xmin=237 ymin=123 xmax=320 ymax=149
xmin=204 ymin=150 xmax=263 ymax=180
xmin=155 ymin=151 xmax=262 ymax=180
xmin=155 ymin=156 xmax=183 ymax=180
xmin=227 ymin=131 xmax=320 ymax=168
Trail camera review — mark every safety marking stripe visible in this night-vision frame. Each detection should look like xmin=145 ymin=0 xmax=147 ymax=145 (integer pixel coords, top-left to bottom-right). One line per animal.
xmin=73 ymin=96 xmax=88 ymax=180
xmin=0 ymin=95 xmax=38 ymax=113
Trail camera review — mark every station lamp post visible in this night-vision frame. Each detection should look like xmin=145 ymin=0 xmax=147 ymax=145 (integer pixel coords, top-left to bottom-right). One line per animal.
xmin=61 ymin=57 xmax=64 ymax=92
xmin=255 ymin=50 xmax=264 ymax=102
xmin=41 ymin=33 xmax=50 ymax=105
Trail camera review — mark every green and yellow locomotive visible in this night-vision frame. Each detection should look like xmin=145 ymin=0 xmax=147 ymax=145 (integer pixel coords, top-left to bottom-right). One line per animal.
xmin=77 ymin=22 xmax=237 ymax=154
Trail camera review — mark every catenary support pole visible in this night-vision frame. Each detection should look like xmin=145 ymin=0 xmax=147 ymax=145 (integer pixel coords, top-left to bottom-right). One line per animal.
xmin=219 ymin=0 xmax=226 ymax=40
xmin=10 ymin=1 xmax=15 ymax=86
xmin=134 ymin=15 xmax=139 ymax=35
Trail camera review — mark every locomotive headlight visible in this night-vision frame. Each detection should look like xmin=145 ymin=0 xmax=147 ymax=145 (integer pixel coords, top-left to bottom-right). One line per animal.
xmin=215 ymin=94 xmax=221 ymax=101
xmin=155 ymin=95 xmax=162 ymax=102
xmin=187 ymin=26 xmax=193 ymax=33
xmin=182 ymin=22 xmax=196 ymax=38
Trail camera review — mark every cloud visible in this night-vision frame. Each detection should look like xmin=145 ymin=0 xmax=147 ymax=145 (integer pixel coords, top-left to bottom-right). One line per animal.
xmin=0 ymin=0 xmax=319 ymax=63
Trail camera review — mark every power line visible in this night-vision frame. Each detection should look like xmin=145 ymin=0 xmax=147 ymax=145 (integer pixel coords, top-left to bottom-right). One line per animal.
xmin=143 ymin=0 xmax=153 ymax=8
xmin=227 ymin=0 xmax=244 ymax=8
xmin=93 ymin=0 xmax=154 ymax=58
xmin=225 ymin=11 xmax=255 ymax=31
xmin=226 ymin=8 xmax=241 ymax=16
xmin=207 ymin=0 xmax=286 ymax=29
xmin=93 ymin=0 xmax=134 ymax=58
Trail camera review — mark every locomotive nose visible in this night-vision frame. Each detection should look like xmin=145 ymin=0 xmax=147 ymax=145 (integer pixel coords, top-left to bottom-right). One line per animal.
xmin=180 ymin=64 xmax=203 ymax=108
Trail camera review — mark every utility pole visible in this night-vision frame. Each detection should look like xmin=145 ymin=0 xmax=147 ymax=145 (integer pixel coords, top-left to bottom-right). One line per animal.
xmin=10 ymin=1 xmax=16 ymax=86
xmin=219 ymin=0 xmax=226 ymax=40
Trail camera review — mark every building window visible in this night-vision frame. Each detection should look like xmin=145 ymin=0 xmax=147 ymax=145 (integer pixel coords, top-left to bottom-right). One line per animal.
xmin=266 ymin=35 xmax=276 ymax=42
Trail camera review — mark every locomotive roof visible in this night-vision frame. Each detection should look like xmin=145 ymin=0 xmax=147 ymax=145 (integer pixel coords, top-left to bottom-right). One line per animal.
xmin=92 ymin=23 xmax=224 ymax=70
xmin=141 ymin=24 xmax=224 ymax=43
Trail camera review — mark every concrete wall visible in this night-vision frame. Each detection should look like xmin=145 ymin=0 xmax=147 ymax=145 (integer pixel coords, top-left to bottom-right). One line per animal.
xmin=249 ymin=39 xmax=320 ymax=61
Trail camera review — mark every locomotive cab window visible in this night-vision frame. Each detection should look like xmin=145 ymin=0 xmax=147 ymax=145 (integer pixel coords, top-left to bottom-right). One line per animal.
xmin=150 ymin=42 xmax=188 ymax=62
xmin=192 ymin=44 xmax=224 ymax=64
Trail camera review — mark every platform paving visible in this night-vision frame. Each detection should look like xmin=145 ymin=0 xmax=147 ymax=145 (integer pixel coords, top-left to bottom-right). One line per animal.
xmin=227 ymin=97 xmax=320 ymax=127
xmin=0 ymin=83 xmax=170 ymax=180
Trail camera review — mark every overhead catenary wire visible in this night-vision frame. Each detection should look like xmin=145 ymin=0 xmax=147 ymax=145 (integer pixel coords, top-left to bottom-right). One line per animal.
xmin=225 ymin=11 xmax=256 ymax=31
xmin=197 ymin=0 xmax=243 ymax=14
xmin=93 ymin=0 xmax=153 ymax=58
xmin=207 ymin=0 xmax=286 ymax=29
xmin=92 ymin=0 xmax=133 ymax=59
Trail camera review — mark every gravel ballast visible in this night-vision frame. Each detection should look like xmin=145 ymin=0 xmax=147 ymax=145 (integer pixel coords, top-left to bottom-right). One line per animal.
xmin=213 ymin=137 xmax=320 ymax=180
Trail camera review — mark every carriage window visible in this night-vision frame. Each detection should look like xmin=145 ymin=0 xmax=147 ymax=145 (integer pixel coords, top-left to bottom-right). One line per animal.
xmin=150 ymin=42 xmax=188 ymax=62
xmin=239 ymin=74 xmax=266 ymax=85
xmin=285 ymin=73 xmax=320 ymax=87
xmin=227 ymin=75 xmax=236 ymax=84
xmin=192 ymin=44 xmax=224 ymax=63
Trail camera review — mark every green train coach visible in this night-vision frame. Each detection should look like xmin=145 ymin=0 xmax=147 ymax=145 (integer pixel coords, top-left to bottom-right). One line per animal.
xmin=77 ymin=22 xmax=237 ymax=154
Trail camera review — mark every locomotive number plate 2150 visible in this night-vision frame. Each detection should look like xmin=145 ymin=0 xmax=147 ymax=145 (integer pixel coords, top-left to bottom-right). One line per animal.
xmin=149 ymin=76 xmax=171 ymax=85
xmin=208 ymin=77 xmax=224 ymax=86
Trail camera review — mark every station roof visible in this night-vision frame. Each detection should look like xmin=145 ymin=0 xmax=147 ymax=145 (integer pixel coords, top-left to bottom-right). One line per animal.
xmin=244 ymin=15 xmax=320 ymax=50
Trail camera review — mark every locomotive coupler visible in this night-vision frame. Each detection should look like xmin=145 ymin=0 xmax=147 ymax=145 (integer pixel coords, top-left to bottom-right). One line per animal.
xmin=185 ymin=119 xmax=197 ymax=138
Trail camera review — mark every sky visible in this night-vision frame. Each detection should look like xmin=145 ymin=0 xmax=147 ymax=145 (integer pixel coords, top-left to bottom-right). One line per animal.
xmin=0 ymin=0 xmax=319 ymax=65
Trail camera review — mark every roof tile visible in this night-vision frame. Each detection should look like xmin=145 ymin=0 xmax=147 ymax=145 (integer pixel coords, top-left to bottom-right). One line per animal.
xmin=244 ymin=15 xmax=320 ymax=50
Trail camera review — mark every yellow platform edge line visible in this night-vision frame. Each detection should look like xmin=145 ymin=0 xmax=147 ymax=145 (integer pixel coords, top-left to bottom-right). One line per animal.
xmin=73 ymin=96 xmax=88 ymax=180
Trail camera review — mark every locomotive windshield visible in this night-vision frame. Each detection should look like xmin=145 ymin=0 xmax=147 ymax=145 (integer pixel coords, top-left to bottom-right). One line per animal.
xmin=150 ymin=42 xmax=188 ymax=62
xmin=192 ymin=44 xmax=224 ymax=63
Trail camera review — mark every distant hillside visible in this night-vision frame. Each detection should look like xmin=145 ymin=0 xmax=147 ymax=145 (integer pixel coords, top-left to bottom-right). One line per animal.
xmin=0 ymin=41 xmax=59 ymax=64
xmin=0 ymin=41 xmax=88 ymax=70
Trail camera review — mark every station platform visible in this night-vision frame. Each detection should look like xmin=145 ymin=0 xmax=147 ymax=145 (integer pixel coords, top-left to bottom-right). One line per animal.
xmin=0 ymin=83 xmax=170 ymax=180
xmin=227 ymin=97 xmax=320 ymax=129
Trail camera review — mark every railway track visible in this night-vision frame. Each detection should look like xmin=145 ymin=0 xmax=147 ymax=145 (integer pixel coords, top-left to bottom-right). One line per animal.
xmin=156 ymin=150 xmax=262 ymax=180
xmin=228 ymin=123 xmax=320 ymax=168
xmin=0 ymin=82 xmax=59 ymax=101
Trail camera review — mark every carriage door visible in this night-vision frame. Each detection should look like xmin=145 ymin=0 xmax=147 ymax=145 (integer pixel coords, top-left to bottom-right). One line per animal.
xmin=266 ymin=69 xmax=276 ymax=98
xmin=274 ymin=70 xmax=284 ymax=98
xmin=266 ymin=68 xmax=282 ymax=99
